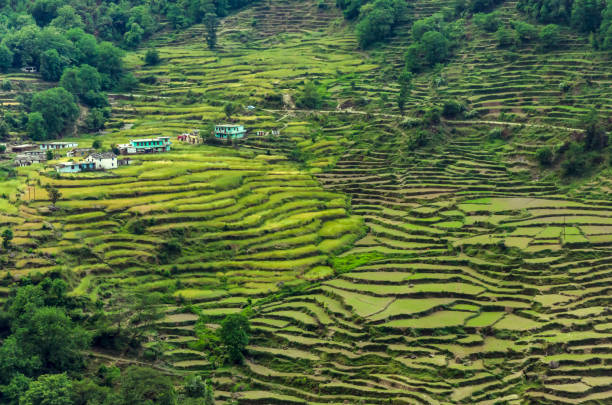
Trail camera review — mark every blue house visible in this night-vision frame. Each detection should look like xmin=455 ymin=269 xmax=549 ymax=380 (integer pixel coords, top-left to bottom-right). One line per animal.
xmin=214 ymin=125 xmax=246 ymax=140
xmin=55 ymin=161 xmax=96 ymax=173
xmin=128 ymin=137 xmax=171 ymax=153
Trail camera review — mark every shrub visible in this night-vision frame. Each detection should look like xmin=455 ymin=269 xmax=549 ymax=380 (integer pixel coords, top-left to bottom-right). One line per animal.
xmin=536 ymin=146 xmax=553 ymax=166
xmin=442 ymin=99 xmax=465 ymax=117
xmin=513 ymin=20 xmax=538 ymax=42
xmin=474 ymin=12 xmax=500 ymax=32
xmin=219 ymin=313 xmax=250 ymax=364
xmin=562 ymin=142 xmax=588 ymax=176
xmin=496 ymin=27 xmax=519 ymax=47
xmin=296 ymin=81 xmax=324 ymax=109
xmin=144 ymin=48 xmax=160 ymax=65
xmin=539 ymin=24 xmax=561 ymax=50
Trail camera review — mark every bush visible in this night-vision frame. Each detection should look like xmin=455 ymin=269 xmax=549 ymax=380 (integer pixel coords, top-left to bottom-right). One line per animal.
xmin=442 ymin=99 xmax=465 ymax=117
xmin=562 ymin=142 xmax=588 ymax=176
xmin=513 ymin=20 xmax=538 ymax=42
xmin=496 ymin=27 xmax=519 ymax=47
xmin=536 ymin=146 xmax=553 ymax=166
xmin=474 ymin=12 xmax=500 ymax=32
xmin=539 ymin=24 xmax=561 ymax=50
xmin=144 ymin=48 xmax=160 ymax=65
xmin=423 ymin=106 xmax=441 ymax=125
xmin=296 ymin=81 xmax=324 ymax=109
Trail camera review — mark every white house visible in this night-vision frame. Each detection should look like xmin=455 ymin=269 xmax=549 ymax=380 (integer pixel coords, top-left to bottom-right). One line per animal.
xmin=85 ymin=152 xmax=117 ymax=170
xmin=39 ymin=142 xmax=78 ymax=150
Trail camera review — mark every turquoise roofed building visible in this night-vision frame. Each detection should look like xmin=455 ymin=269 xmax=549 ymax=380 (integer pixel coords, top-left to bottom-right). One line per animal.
xmin=214 ymin=125 xmax=246 ymax=140
xmin=118 ymin=136 xmax=171 ymax=154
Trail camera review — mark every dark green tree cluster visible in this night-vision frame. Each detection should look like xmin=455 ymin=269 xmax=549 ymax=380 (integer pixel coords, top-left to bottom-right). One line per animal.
xmin=355 ymin=0 xmax=407 ymax=48
xmin=405 ymin=13 xmax=464 ymax=73
xmin=296 ymin=81 xmax=327 ymax=109
xmin=0 ymin=277 xmax=217 ymax=404
xmin=534 ymin=109 xmax=610 ymax=177
xmin=517 ymin=0 xmax=612 ymax=48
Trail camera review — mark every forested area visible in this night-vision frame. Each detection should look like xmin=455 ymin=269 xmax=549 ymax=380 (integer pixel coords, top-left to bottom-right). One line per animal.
xmin=338 ymin=0 xmax=612 ymax=51
xmin=0 ymin=272 xmax=250 ymax=404
xmin=0 ymin=0 xmax=257 ymax=141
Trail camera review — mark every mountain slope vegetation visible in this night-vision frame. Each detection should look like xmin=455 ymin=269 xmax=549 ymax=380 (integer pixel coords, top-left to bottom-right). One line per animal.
xmin=0 ymin=0 xmax=611 ymax=403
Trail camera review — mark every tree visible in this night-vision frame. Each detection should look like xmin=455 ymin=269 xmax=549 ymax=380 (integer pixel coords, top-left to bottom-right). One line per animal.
xmin=145 ymin=48 xmax=160 ymax=65
xmin=496 ymin=27 xmax=519 ymax=48
xmin=120 ymin=366 xmax=177 ymax=405
xmin=83 ymin=108 xmax=109 ymax=132
xmin=46 ymin=186 xmax=61 ymax=205
xmin=0 ymin=45 xmax=14 ymax=72
xmin=473 ymin=12 xmax=500 ymax=32
xmin=183 ymin=375 xmax=206 ymax=397
xmin=26 ymin=112 xmax=47 ymax=141
xmin=46 ymin=150 xmax=53 ymax=160
xmin=421 ymin=31 xmax=449 ymax=65
xmin=297 ymin=81 xmax=323 ymax=109
xmin=13 ymin=306 xmax=90 ymax=372
xmin=514 ymin=20 xmax=538 ymax=42
xmin=224 ymin=102 xmax=234 ymax=119
xmin=20 ymin=373 xmax=73 ymax=405
xmin=92 ymin=140 xmax=101 ymax=149
xmin=31 ymin=88 xmax=79 ymax=138
xmin=204 ymin=380 xmax=214 ymax=405
xmin=204 ymin=13 xmax=218 ymax=50
xmin=562 ymin=142 xmax=588 ymax=176
xmin=40 ymin=49 xmax=64 ymax=81
xmin=397 ymin=73 xmax=412 ymax=116
xmin=2 ymin=79 xmax=12 ymax=91
xmin=570 ymin=0 xmax=602 ymax=32
xmin=356 ymin=1 xmax=394 ymax=48
xmin=0 ymin=120 xmax=9 ymax=140
xmin=96 ymin=42 xmax=124 ymax=86
xmin=539 ymin=24 xmax=561 ymax=50
xmin=124 ymin=23 xmax=144 ymax=48
xmin=536 ymin=146 xmax=553 ymax=166
xmin=31 ymin=0 xmax=61 ymax=26
xmin=218 ymin=313 xmax=250 ymax=364
xmin=60 ymin=65 xmax=102 ymax=97
xmin=50 ymin=5 xmax=84 ymax=30
xmin=2 ymin=228 xmax=13 ymax=249
xmin=582 ymin=108 xmax=608 ymax=151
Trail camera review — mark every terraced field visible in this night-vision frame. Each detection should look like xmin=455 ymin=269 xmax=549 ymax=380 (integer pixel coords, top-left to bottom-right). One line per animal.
xmin=1 ymin=0 xmax=611 ymax=403
xmin=235 ymin=127 xmax=612 ymax=404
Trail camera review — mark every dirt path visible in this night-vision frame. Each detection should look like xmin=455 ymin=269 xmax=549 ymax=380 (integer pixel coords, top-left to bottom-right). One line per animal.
xmin=85 ymin=351 xmax=183 ymax=375
xmin=265 ymin=108 xmax=586 ymax=132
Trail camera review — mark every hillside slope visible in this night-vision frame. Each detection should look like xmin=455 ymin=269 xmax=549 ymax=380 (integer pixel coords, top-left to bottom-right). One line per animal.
xmin=1 ymin=0 xmax=611 ymax=403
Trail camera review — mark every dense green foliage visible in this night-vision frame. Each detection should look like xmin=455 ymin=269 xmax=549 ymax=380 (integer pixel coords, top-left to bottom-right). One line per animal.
xmin=0 ymin=278 xmax=216 ymax=404
xmin=218 ymin=313 xmax=250 ymax=364
xmin=30 ymin=87 xmax=80 ymax=139
xmin=354 ymin=0 xmax=407 ymax=47
xmin=518 ymin=0 xmax=612 ymax=48
xmin=405 ymin=13 xmax=464 ymax=72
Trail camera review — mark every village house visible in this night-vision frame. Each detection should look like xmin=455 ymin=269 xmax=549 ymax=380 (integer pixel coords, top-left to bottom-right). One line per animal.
xmin=67 ymin=148 xmax=95 ymax=158
xmin=178 ymin=130 xmax=203 ymax=144
xmin=55 ymin=161 xmax=96 ymax=173
xmin=117 ymin=136 xmax=171 ymax=154
xmin=14 ymin=153 xmax=46 ymax=167
xmin=39 ymin=142 xmax=78 ymax=150
xmin=10 ymin=144 xmax=38 ymax=153
xmin=20 ymin=66 xmax=36 ymax=73
xmin=255 ymin=129 xmax=280 ymax=137
xmin=85 ymin=152 xmax=117 ymax=170
xmin=214 ymin=124 xmax=246 ymax=140
xmin=118 ymin=157 xmax=132 ymax=166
